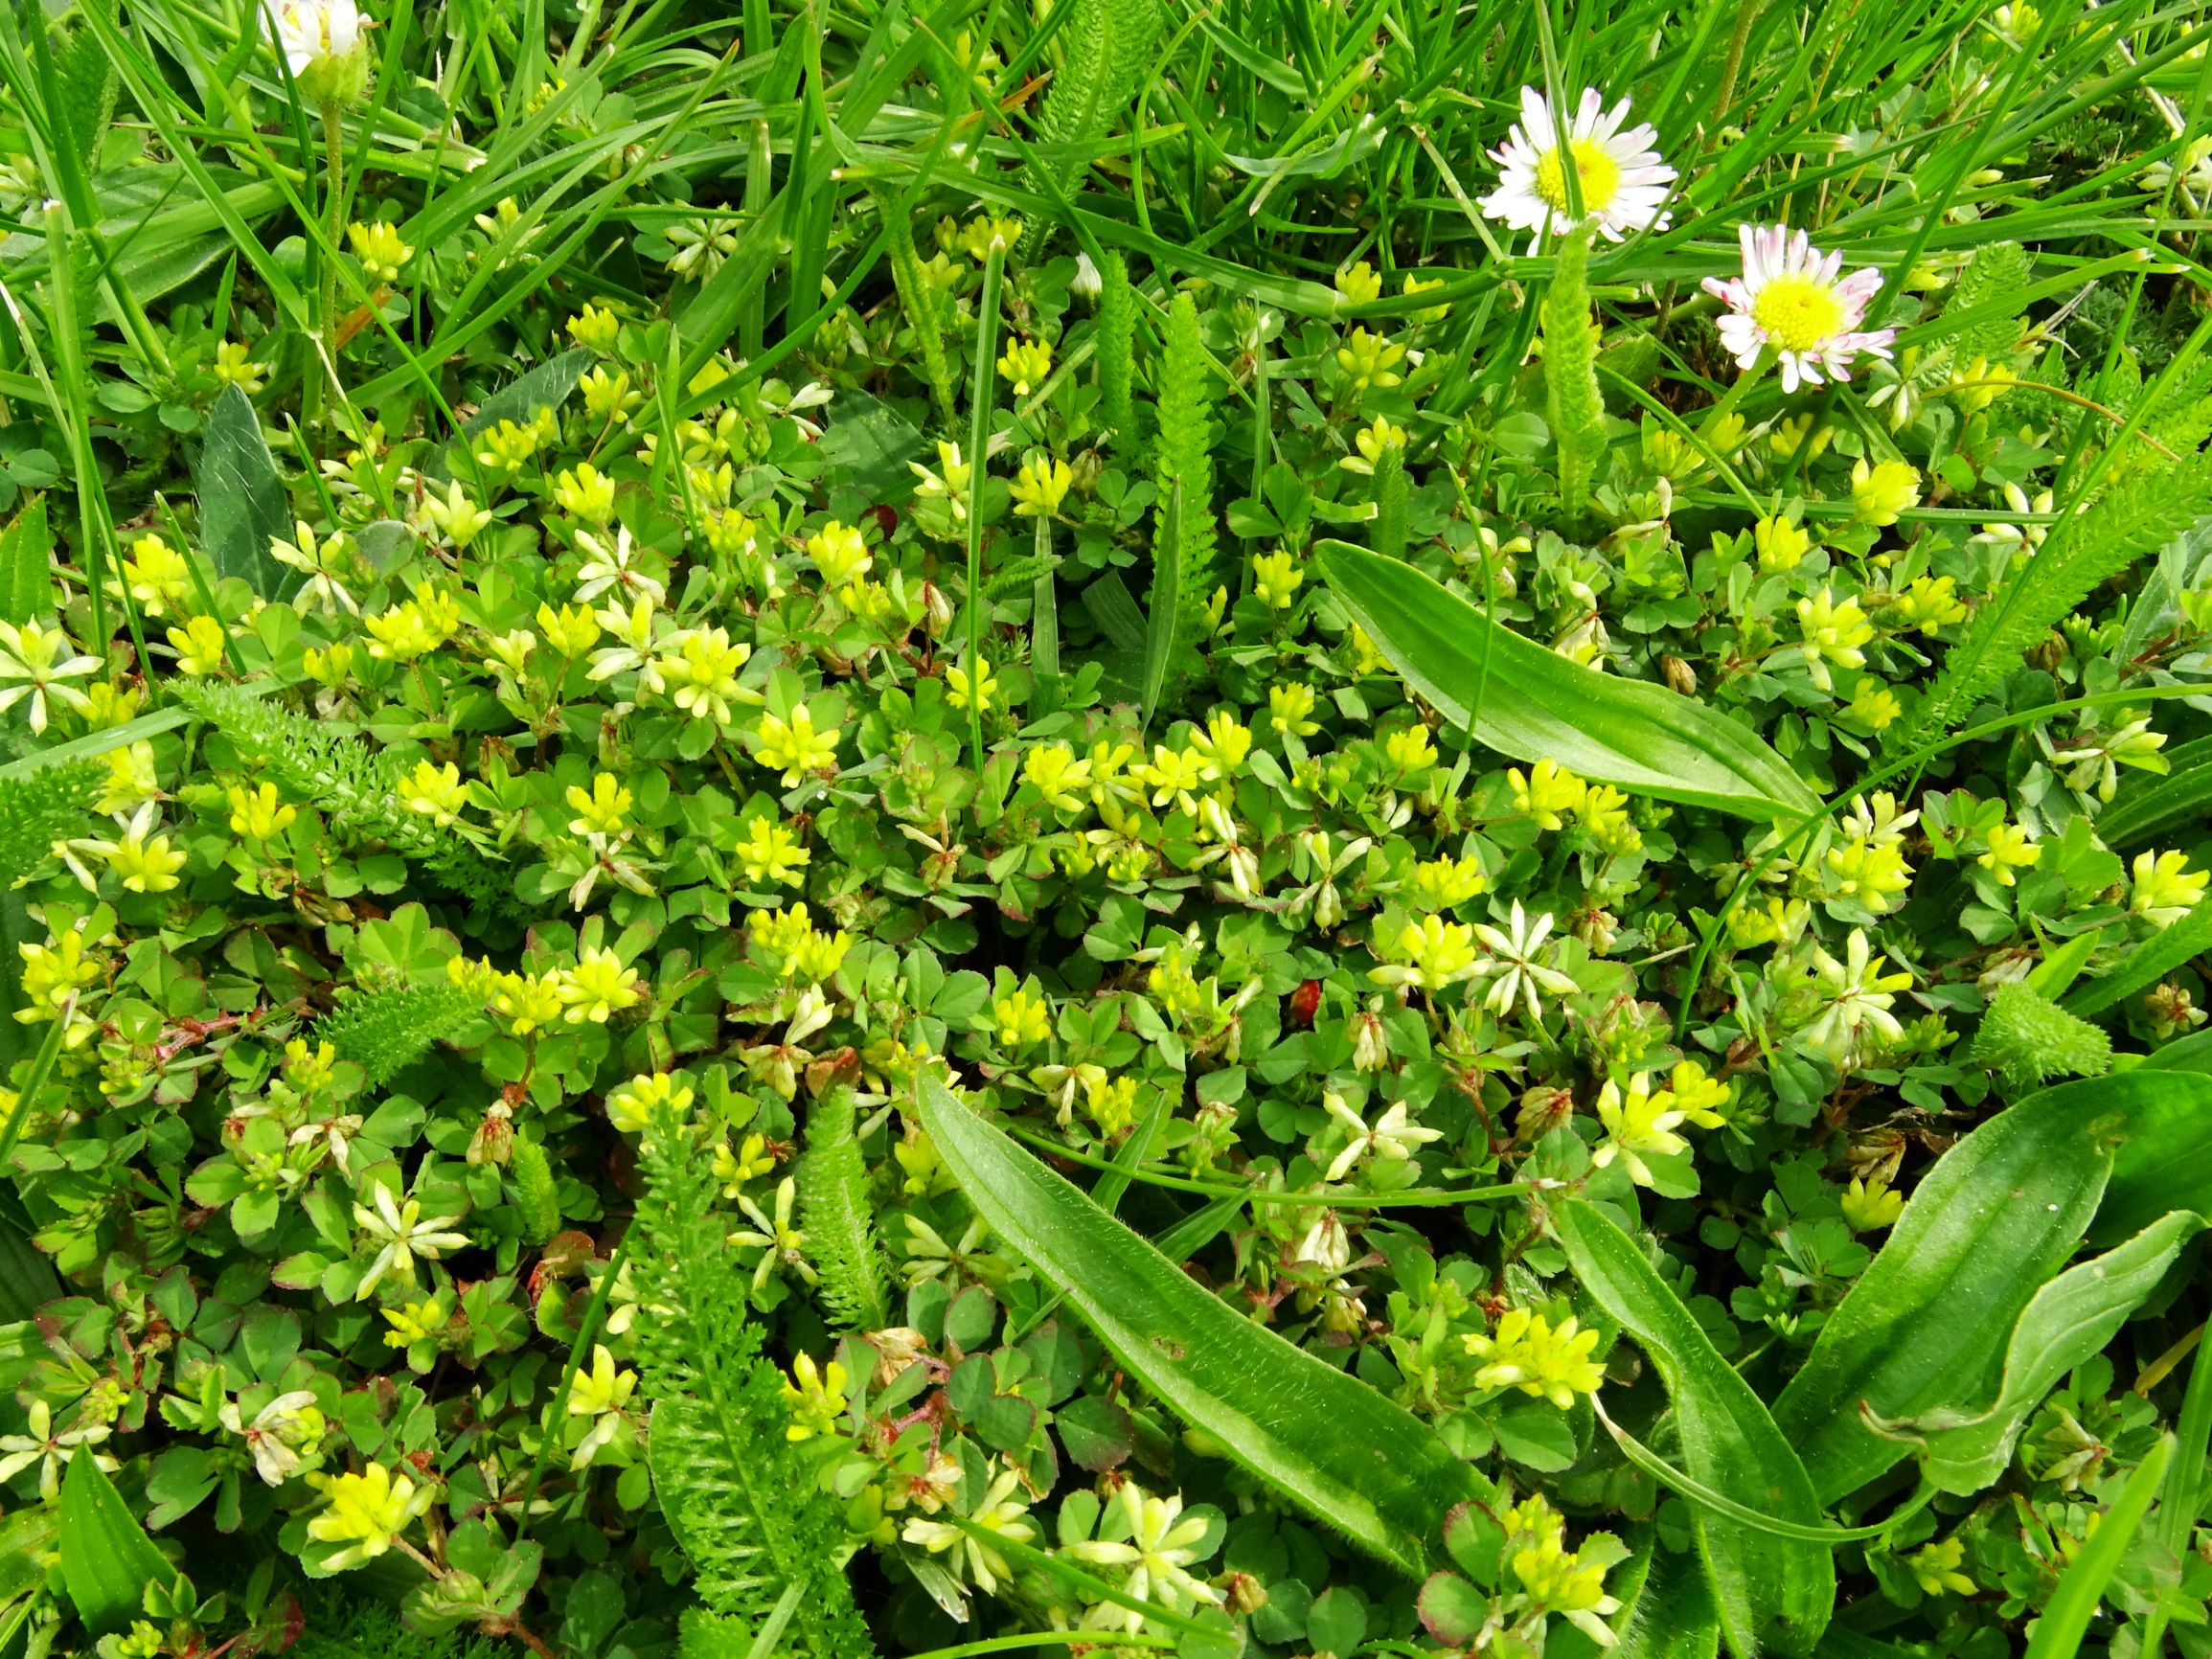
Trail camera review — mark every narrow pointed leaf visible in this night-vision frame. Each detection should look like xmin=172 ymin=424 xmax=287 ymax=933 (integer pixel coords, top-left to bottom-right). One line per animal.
xmin=915 ymin=1075 xmax=1486 ymax=1575
xmin=2022 ymin=1435 xmax=2170 ymax=1659
xmin=1772 ymin=1079 xmax=2128 ymax=1503
xmin=1557 ymin=1199 xmax=1833 ymax=1658
xmin=1316 ymin=541 xmax=1818 ymax=820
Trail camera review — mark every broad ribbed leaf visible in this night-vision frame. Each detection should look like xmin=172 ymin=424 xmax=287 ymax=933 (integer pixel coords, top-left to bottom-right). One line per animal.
xmin=59 ymin=1450 xmax=175 ymax=1636
xmin=1773 ymin=1079 xmax=2126 ymax=1503
xmin=1614 ymin=1542 xmax=1722 ymax=1659
xmin=195 ymin=384 xmax=296 ymax=601
xmin=1317 ymin=542 xmax=1818 ymax=820
xmin=2089 ymin=1068 xmax=2212 ymax=1245
xmin=1557 ymin=1200 xmax=1833 ymax=1658
xmin=1918 ymin=1211 xmax=2202 ymax=1492
xmin=2095 ymin=736 xmax=2212 ymax=848
xmin=915 ymin=1075 xmax=1487 ymax=1575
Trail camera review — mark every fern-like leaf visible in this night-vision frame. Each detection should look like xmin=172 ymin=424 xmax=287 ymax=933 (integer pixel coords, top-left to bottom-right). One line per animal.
xmin=511 ymin=1132 xmax=560 ymax=1245
xmin=0 ymin=759 xmax=100 ymax=887
xmin=631 ymin=1105 xmax=874 ymax=1657
xmin=1895 ymin=451 xmax=2212 ymax=750
xmin=798 ymin=1090 xmax=889 ymax=1331
xmin=1023 ymin=0 xmax=1161 ymax=239
xmin=1150 ymin=291 xmax=1218 ymax=670
xmin=1933 ymin=241 xmax=2032 ymax=365
xmin=1096 ymin=249 xmax=1137 ymax=451
xmin=877 ymin=189 xmax=957 ymax=425
xmin=1542 ymin=226 xmax=1606 ymax=521
xmin=317 ymin=982 xmax=484 ymax=1087
xmin=174 ymin=682 xmax=513 ymax=913
xmin=1965 ymin=981 xmax=2111 ymax=1088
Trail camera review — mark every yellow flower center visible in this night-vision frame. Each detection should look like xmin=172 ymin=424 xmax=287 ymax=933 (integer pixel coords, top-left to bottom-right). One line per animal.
xmin=1534 ymin=139 xmax=1622 ymax=215
xmin=1751 ymin=273 xmax=1848 ymax=352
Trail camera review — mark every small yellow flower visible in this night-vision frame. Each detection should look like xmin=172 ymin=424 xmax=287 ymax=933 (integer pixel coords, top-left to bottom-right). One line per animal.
xmin=807 ymin=520 xmax=873 ymax=588
xmin=399 ymin=760 xmax=469 ymax=825
xmin=1009 ymin=456 xmax=1073 ymax=517
xmin=1753 ymin=514 xmax=1811 ymax=572
xmin=1373 ymin=915 xmax=1478 ymax=989
xmin=1849 ymin=680 xmax=1902 ymax=731
xmin=1269 ymin=682 xmax=1321 ymax=737
xmin=304 ymin=1465 xmax=435 ymax=1572
xmin=382 ymin=1297 xmax=447 ymax=1348
xmin=227 ymin=782 xmax=297 ymax=840
xmin=714 ymin=1132 xmax=778 ymax=1193
xmin=946 ymin=656 xmax=999 ymax=715
xmin=1591 ymin=1072 xmax=1690 ymax=1188
xmin=581 ymin=365 xmax=641 ymax=425
xmin=347 ymin=220 xmax=414 ymax=283
xmin=559 ymin=947 xmax=643 ymax=1024
xmin=98 ymin=807 xmax=187 ymax=893
xmin=1908 ymin=1535 xmax=1975 ymax=1598
xmin=213 ymin=340 xmax=269 ymax=393
xmin=1840 ymin=1175 xmax=1904 ymax=1232
xmin=1510 ymin=759 xmax=1585 ymax=830
xmin=605 ymin=1071 xmax=693 ymax=1134
xmin=1383 ymin=724 xmax=1437 ymax=774
xmin=734 ymin=814 xmax=810 ymax=887
xmin=1409 ymin=854 xmax=1488 ymax=910
xmin=2132 ymin=849 xmax=2209 ymax=927
xmin=1334 ymin=261 xmax=1382 ymax=305
xmin=1851 ymin=458 xmax=1922 ymax=527
xmin=1352 ymin=415 xmax=1406 ymax=468
xmin=958 ymin=214 xmax=1022 ymax=261
xmin=166 ymin=615 xmax=230 ymax=676
xmin=494 ymin=970 xmax=566 ymax=1034
xmin=1335 ymin=327 xmax=1406 ymax=393
xmin=1252 ymin=550 xmax=1303 ymax=610
xmin=997 ymin=337 xmax=1053 ymax=397
xmin=1893 ymin=574 xmax=1968 ymax=635
xmin=565 ymin=772 xmax=633 ymax=838
xmin=754 ymin=705 xmax=842 ymax=784
xmin=553 ymin=463 xmax=618 ymax=524
xmin=1463 ymin=1307 xmax=1604 ymax=1408
xmin=1797 ymin=587 xmax=1876 ymax=689
xmin=992 ymin=985 xmax=1053 ymax=1049
xmin=536 ymin=602 xmax=601 ymax=658
xmin=566 ymin=305 xmax=622 ymax=352
xmin=1022 ymin=744 xmax=1094 ymax=814
xmin=116 ymin=534 xmax=193 ymax=617
xmin=1976 ymin=822 xmax=2041 ymax=887
xmin=782 ymin=1353 xmax=848 ymax=1442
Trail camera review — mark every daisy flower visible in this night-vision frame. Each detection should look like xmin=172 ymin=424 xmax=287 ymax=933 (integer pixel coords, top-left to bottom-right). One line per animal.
xmin=1478 ymin=87 xmax=1676 ymax=243
xmin=1702 ymin=224 xmax=1896 ymax=393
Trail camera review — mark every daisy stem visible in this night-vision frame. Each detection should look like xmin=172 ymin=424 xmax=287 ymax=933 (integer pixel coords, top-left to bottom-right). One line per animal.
xmin=964 ymin=237 xmax=1006 ymax=775
xmin=314 ymin=96 xmax=346 ymax=429
xmin=1696 ymin=346 xmax=1770 ymax=445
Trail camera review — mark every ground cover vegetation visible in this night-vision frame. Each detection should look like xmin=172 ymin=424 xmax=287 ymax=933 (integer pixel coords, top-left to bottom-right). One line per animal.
xmin=1 ymin=0 xmax=2211 ymax=1653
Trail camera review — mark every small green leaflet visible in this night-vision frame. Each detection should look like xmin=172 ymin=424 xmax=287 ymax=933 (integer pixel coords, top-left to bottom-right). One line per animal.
xmin=915 ymin=1074 xmax=1487 ymax=1575
xmin=1317 ymin=541 xmax=1820 ymax=821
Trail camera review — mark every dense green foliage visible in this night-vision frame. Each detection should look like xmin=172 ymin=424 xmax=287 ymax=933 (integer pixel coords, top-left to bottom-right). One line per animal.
xmin=0 ymin=0 xmax=2210 ymax=1654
